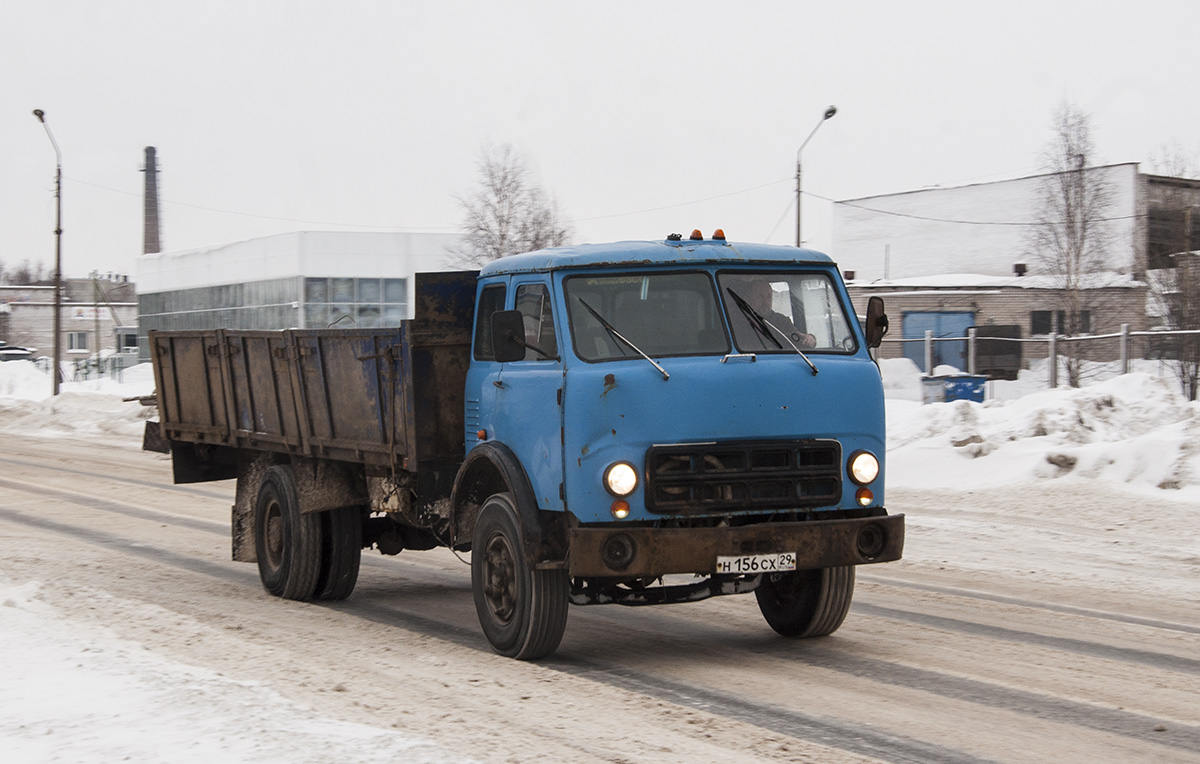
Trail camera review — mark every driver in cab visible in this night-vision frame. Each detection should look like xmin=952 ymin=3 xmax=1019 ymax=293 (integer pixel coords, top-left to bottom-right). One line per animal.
xmin=741 ymin=279 xmax=816 ymax=349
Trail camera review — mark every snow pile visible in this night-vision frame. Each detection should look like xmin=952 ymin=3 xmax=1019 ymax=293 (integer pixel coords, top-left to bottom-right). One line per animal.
xmin=885 ymin=370 xmax=1200 ymax=495
xmin=0 ymin=578 xmax=468 ymax=764
xmin=0 ymin=361 xmax=156 ymax=440
xmin=0 ymin=360 xmax=155 ymax=400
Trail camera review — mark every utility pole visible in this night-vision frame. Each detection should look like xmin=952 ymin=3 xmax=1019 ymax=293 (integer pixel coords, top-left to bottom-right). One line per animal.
xmin=32 ymin=109 xmax=63 ymax=396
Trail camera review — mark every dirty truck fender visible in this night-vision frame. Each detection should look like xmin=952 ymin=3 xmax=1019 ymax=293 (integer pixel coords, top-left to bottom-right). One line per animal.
xmin=450 ymin=442 xmax=546 ymax=563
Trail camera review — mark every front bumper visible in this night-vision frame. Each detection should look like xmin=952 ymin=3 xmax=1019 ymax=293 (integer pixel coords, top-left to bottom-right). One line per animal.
xmin=566 ymin=513 xmax=904 ymax=577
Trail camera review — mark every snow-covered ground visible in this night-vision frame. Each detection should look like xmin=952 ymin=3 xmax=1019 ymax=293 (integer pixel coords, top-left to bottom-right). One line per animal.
xmin=0 ymin=579 xmax=466 ymax=764
xmin=1 ymin=358 xmax=1198 ymax=761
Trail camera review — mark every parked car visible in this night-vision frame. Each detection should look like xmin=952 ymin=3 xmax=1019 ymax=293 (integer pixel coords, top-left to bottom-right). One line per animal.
xmin=0 ymin=342 xmax=34 ymax=362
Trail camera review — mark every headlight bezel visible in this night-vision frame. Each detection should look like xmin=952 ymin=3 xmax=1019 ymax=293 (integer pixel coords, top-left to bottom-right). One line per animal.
xmin=603 ymin=461 xmax=639 ymax=497
xmin=847 ymin=450 xmax=880 ymax=486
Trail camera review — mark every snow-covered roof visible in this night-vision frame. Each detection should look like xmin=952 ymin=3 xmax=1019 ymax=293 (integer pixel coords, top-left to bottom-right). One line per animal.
xmin=135 ymin=231 xmax=464 ymax=293
xmin=848 ymin=271 xmax=1144 ymax=290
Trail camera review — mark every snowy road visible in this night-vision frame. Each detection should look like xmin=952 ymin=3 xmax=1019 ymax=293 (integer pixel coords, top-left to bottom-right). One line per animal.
xmin=1 ymin=431 xmax=1197 ymax=764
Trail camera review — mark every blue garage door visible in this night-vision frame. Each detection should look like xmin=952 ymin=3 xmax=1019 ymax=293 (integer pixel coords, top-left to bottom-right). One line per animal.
xmin=902 ymin=311 xmax=976 ymax=373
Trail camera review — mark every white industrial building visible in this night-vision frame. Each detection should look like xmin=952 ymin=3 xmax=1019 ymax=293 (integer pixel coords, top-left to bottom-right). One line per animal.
xmin=832 ymin=163 xmax=1143 ymax=282
xmin=135 ymin=231 xmax=463 ymax=360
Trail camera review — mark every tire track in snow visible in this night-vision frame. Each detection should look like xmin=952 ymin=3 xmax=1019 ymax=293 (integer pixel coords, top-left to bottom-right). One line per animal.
xmin=0 ymin=454 xmax=230 ymax=500
xmin=859 ymin=573 xmax=1200 ymax=636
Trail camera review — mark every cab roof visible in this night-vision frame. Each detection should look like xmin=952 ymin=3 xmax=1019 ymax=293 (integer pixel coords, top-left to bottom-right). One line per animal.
xmin=478 ymin=239 xmax=834 ymax=277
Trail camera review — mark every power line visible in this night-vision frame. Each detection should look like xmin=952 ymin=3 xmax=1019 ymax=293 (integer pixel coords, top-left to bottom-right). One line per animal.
xmin=64 ymin=176 xmax=459 ymax=232
xmin=66 ymin=171 xmax=1155 ymax=234
xmin=806 ymin=189 xmax=1146 ymax=227
xmin=762 ymin=196 xmax=795 ymax=243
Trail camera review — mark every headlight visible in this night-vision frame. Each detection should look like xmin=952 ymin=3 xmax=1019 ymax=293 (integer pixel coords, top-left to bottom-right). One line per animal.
xmin=604 ymin=462 xmax=639 ymax=497
xmin=848 ymin=451 xmax=880 ymax=485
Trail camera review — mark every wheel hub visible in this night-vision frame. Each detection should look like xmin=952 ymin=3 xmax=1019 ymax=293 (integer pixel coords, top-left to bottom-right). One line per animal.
xmin=482 ymin=532 xmax=517 ymax=625
xmin=263 ymin=500 xmax=284 ymax=570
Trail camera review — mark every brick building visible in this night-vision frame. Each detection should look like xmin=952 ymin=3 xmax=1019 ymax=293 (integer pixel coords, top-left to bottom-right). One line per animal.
xmin=0 ymin=274 xmax=138 ymax=362
xmin=846 ymin=273 xmax=1147 ymax=372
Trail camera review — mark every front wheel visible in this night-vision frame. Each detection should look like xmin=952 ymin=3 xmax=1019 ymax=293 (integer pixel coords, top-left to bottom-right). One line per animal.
xmin=470 ymin=493 xmax=569 ymax=660
xmin=755 ymin=566 xmax=855 ymax=638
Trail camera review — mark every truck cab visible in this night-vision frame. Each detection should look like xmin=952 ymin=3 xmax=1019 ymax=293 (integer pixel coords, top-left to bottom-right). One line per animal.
xmin=453 ymin=233 xmax=901 ymax=657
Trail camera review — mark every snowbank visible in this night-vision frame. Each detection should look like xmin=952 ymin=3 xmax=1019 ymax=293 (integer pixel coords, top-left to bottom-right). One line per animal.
xmin=884 ymin=366 xmax=1200 ymax=496
xmin=0 ymin=361 xmax=156 ymax=441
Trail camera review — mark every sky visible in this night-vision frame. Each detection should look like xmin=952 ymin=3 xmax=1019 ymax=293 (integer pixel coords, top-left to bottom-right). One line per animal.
xmin=4 ymin=1 xmax=1200 ymax=281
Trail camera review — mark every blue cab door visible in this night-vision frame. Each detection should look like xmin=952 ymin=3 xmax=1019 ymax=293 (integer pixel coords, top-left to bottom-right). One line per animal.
xmin=487 ymin=275 xmax=566 ymax=511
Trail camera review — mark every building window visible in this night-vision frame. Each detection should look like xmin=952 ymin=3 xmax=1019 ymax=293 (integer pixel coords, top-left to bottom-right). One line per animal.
xmin=117 ymin=330 xmax=138 ymax=353
xmin=1147 ymin=207 xmax=1200 ymax=270
xmin=68 ymin=331 xmax=88 ymax=351
xmin=1030 ymin=310 xmax=1052 ymax=336
xmin=1031 ymin=309 xmax=1090 ymax=336
xmin=303 ymin=277 xmax=408 ymax=329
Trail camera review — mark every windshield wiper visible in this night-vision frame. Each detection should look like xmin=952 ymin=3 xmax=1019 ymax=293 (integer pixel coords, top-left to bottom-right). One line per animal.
xmin=578 ymin=298 xmax=669 ymax=381
xmin=725 ymin=288 xmax=781 ymax=349
xmin=725 ymin=288 xmax=818 ymax=376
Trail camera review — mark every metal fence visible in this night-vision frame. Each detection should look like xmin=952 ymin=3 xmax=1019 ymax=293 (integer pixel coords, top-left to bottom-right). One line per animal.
xmin=885 ymin=325 xmax=1200 ymax=392
xmin=33 ymin=354 xmax=136 ymax=384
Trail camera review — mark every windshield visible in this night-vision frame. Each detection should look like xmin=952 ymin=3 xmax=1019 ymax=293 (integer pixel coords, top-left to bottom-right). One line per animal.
xmin=564 ymin=272 xmax=730 ymax=361
xmin=718 ymin=272 xmax=858 ymax=353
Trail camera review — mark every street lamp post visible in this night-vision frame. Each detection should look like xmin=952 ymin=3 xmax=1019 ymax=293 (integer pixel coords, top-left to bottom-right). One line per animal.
xmin=795 ymin=105 xmax=837 ymax=248
xmin=32 ymin=108 xmax=63 ymax=396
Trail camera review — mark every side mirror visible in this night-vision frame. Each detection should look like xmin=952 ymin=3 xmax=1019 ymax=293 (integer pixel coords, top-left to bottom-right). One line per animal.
xmin=865 ymin=296 xmax=888 ymax=349
xmin=490 ymin=310 xmax=526 ymax=363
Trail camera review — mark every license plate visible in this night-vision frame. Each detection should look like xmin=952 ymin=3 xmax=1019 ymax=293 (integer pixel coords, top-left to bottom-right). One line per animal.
xmin=715 ymin=552 xmax=797 ymax=574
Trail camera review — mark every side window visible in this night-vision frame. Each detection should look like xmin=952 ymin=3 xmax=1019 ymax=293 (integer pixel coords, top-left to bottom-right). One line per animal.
xmin=473 ymin=284 xmax=507 ymax=361
xmin=514 ymin=283 xmax=558 ymax=361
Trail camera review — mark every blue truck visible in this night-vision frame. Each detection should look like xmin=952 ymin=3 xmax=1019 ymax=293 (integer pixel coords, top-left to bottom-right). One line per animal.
xmin=148 ymin=231 xmax=901 ymax=659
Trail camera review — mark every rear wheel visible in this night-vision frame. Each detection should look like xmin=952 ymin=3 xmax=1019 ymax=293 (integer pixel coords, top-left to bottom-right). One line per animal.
xmin=471 ymin=493 xmax=569 ymax=660
xmin=315 ymin=505 xmax=363 ymax=601
xmin=254 ymin=465 xmax=323 ymax=601
xmin=755 ymin=566 xmax=855 ymax=638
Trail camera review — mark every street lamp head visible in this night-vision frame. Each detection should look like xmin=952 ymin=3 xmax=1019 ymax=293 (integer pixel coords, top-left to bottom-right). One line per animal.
xmin=824 ymin=105 xmax=838 ymax=120
xmin=32 ymin=109 xmax=46 ymax=122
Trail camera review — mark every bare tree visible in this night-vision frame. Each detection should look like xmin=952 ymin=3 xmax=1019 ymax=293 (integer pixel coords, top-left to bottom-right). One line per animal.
xmin=1146 ymin=147 xmax=1200 ymax=400
xmin=452 ymin=143 xmax=572 ymax=266
xmin=10 ymin=260 xmax=37 ymax=285
xmin=1028 ymin=102 xmax=1117 ymax=387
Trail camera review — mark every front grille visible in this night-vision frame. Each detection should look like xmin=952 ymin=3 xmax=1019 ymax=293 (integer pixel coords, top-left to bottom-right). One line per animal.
xmin=646 ymin=439 xmax=842 ymax=513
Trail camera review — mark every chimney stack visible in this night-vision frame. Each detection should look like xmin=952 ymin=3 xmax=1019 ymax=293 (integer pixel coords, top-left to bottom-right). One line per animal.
xmin=142 ymin=146 xmax=161 ymax=254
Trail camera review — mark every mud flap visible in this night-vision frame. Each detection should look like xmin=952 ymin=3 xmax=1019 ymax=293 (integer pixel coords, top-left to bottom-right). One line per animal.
xmin=142 ymin=420 xmax=170 ymax=454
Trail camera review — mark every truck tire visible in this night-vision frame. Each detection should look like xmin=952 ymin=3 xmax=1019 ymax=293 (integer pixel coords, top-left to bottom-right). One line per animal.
xmin=755 ymin=566 xmax=855 ymax=638
xmin=315 ymin=506 xmax=363 ymax=601
xmin=254 ymin=465 xmax=323 ymax=601
xmin=471 ymin=493 xmax=569 ymax=660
